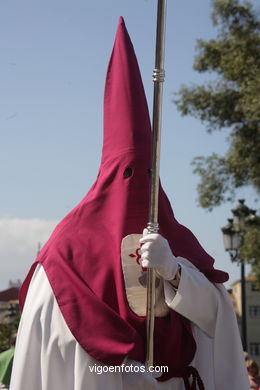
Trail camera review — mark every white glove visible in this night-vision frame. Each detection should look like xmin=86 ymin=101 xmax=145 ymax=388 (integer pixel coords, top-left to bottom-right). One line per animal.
xmin=139 ymin=229 xmax=178 ymax=280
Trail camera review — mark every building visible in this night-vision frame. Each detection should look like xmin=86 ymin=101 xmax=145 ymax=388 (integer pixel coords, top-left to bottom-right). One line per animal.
xmin=0 ymin=281 xmax=21 ymax=324
xmin=229 ymin=274 xmax=260 ymax=365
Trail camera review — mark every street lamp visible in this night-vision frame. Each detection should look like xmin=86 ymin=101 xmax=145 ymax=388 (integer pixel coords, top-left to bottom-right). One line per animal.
xmin=222 ymin=218 xmax=241 ymax=260
xmin=221 ymin=199 xmax=256 ymax=352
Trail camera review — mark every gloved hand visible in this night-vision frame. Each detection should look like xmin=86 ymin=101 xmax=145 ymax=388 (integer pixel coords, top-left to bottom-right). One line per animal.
xmin=139 ymin=229 xmax=178 ymax=280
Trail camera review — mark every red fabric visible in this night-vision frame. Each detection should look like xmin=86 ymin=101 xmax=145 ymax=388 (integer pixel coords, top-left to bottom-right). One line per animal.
xmin=20 ymin=17 xmax=228 ymax=381
xmin=183 ymin=367 xmax=205 ymax=389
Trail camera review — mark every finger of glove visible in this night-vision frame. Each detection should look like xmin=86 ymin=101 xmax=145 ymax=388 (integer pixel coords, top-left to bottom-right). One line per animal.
xmin=140 ymin=239 xmax=167 ymax=257
xmin=141 ymin=259 xmax=155 ymax=269
xmin=140 ymin=240 xmax=154 ymax=253
xmin=140 ymin=249 xmax=160 ymax=267
xmin=140 ymin=249 xmax=153 ymax=261
xmin=139 ymin=233 xmax=160 ymax=245
xmin=142 ymin=228 xmax=149 ymax=237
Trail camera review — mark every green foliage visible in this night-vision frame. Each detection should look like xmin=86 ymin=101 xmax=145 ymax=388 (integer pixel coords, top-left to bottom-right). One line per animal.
xmin=174 ymin=0 xmax=260 ymax=210
xmin=174 ymin=0 xmax=260 ymax=276
xmin=191 ymin=153 xmax=234 ymax=210
xmin=0 ymin=309 xmax=20 ymax=351
xmin=0 ymin=323 xmax=11 ymax=351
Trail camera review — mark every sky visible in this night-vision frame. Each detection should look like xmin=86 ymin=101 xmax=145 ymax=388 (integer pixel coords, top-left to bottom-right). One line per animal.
xmin=0 ymin=0 xmax=259 ymax=291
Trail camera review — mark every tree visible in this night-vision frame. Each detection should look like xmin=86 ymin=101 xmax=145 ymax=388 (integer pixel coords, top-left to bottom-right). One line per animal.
xmin=0 ymin=315 xmax=20 ymax=352
xmin=174 ymin=0 xmax=260 ymax=280
xmin=0 ymin=304 xmax=20 ymax=351
xmin=175 ymin=0 xmax=260 ymax=209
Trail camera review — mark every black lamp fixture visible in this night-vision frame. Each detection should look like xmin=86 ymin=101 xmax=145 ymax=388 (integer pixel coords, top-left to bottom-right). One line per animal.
xmin=221 ymin=218 xmax=241 ymax=261
xmin=221 ymin=199 xmax=256 ymax=352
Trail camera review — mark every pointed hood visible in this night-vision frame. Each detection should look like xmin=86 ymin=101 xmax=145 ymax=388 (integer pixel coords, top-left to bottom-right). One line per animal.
xmin=102 ymin=17 xmax=152 ymax=165
xmin=20 ymin=17 xmax=228 ymax=382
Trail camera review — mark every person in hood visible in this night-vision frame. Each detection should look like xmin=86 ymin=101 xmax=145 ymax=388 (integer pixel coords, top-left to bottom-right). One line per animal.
xmin=10 ymin=17 xmax=249 ymax=390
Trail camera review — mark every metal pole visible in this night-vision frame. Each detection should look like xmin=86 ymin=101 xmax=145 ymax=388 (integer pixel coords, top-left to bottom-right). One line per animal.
xmin=146 ymin=0 xmax=167 ymax=369
xmin=241 ymin=260 xmax=247 ymax=351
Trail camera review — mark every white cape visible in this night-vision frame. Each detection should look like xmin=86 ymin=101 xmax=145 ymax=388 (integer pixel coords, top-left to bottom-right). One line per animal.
xmin=10 ymin=260 xmax=249 ymax=390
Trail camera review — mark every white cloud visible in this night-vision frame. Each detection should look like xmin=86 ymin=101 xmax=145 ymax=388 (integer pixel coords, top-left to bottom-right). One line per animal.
xmin=0 ymin=218 xmax=58 ymax=290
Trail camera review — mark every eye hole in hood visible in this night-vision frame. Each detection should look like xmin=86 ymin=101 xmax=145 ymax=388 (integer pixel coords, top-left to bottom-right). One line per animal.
xmin=123 ymin=167 xmax=133 ymax=179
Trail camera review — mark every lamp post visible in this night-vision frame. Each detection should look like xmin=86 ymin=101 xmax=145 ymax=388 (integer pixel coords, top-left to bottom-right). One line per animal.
xmin=221 ymin=199 xmax=256 ymax=352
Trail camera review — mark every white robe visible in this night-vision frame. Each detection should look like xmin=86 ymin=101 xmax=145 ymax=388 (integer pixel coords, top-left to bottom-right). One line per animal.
xmin=10 ymin=260 xmax=249 ymax=390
